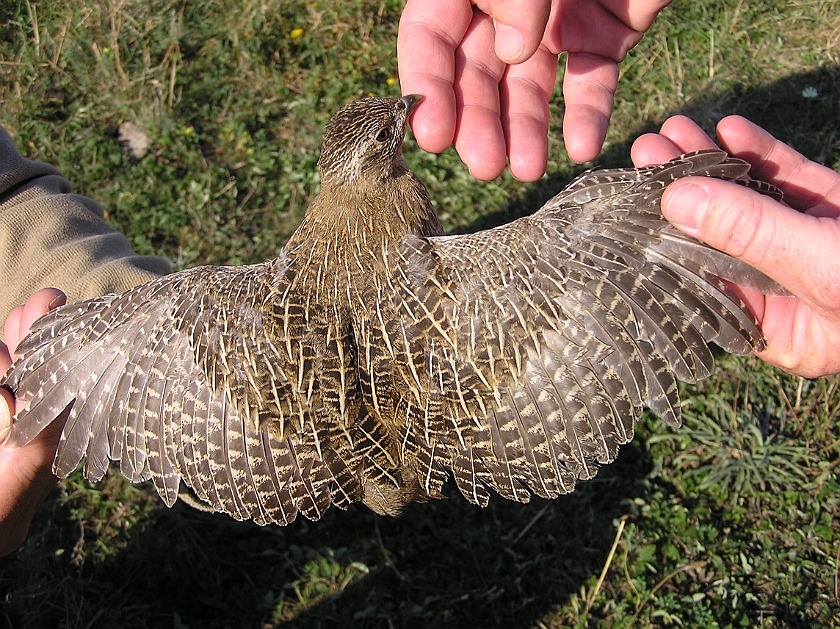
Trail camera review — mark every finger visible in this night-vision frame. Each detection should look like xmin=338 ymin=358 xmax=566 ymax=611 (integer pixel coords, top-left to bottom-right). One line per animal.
xmin=0 ymin=338 xmax=11 ymax=444
xmin=544 ymin=3 xmax=644 ymax=61
xmin=19 ymin=289 xmax=65 ymax=336
xmin=4 ymin=306 xmax=23 ymax=355
xmin=716 ymin=115 xmax=840 ymax=216
xmin=561 ymin=53 xmax=618 ymax=163
xmin=474 ymin=0 xmax=551 ymax=64
xmin=657 ymin=115 xmax=719 ymax=152
xmin=598 ymin=0 xmax=673 ymax=32
xmin=11 ymin=289 xmax=66 ymax=359
xmin=0 ymin=339 xmax=10 ymax=375
xmin=662 ymin=177 xmax=840 ymax=312
xmin=755 ymin=293 xmax=840 ymax=378
xmin=630 ymin=133 xmax=682 ymax=166
xmin=630 ymin=115 xmax=718 ymax=166
xmin=0 ymin=387 xmax=11 ymax=444
xmin=501 ymin=46 xmax=557 ymax=181
xmin=397 ymin=0 xmax=474 ymax=153
xmin=452 ymin=10 xmax=508 ymax=180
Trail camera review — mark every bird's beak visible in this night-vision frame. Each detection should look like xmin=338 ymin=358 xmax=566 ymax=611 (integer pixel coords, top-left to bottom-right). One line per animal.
xmin=400 ymin=94 xmax=424 ymax=116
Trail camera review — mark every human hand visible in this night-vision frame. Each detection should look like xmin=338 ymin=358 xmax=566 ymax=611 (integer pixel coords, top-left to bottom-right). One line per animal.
xmin=631 ymin=115 xmax=840 ymax=378
xmin=397 ymin=0 xmax=671 ymax=181
xmin=1 ymin=288 xmax=68 ymax=557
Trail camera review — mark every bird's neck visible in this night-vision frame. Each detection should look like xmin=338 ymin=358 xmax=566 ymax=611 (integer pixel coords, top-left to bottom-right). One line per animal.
xmin=286 ymin=169 xmax=442 ymax=260
xmin=280 ymin=169 xmax=442 ymax=306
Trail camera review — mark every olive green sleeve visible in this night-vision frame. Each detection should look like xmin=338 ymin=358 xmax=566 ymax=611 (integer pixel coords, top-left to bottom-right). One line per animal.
xmin=0 ymin=127 xmax=171 ymax=340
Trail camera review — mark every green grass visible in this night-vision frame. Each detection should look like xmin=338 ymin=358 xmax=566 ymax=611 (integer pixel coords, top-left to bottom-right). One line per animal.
xmin=2 ymin=0 xmax=840 ymax=627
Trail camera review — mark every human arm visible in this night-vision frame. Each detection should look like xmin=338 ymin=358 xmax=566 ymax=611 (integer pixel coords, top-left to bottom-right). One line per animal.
xmin=0 ymin=126 xmax=171 ymax=335
xmin=397 ymin=0 xmax=671 ymax=181
xmin=631 ymin=115 xmax=840 ymax=377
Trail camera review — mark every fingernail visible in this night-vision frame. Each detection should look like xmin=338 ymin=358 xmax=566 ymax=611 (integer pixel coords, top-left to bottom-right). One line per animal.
xmin=48 ymin=294 xmax=67 ymax=311
xmin=663 ymin=183 xmax=709 ymax=231
xmin=494 ymin=22 xmax=524 ymax=62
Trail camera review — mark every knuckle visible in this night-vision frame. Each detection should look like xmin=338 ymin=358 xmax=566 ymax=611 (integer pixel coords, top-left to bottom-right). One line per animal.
xmin=712 ymin=191 xmax=766 ymax=262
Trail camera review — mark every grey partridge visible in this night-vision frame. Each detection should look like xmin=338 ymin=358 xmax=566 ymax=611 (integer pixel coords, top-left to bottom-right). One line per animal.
xmin=3 ymin=95 xmax=783 ymax=525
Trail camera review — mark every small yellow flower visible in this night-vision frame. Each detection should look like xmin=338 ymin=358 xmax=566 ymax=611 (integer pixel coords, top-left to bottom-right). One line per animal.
xmin=290 ymin=28 xmax=303 ymax=39
xmin=386 ymin=77 xmax=397 ymax=86
xmin=183 ymin=126 xmax=194 ymax=136
xmin=102 ymin=46 xmax=111 ymax=54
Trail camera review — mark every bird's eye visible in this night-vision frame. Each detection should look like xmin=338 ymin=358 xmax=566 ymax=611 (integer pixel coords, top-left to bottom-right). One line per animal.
xmin=375 ymin=127 xmax=392 ymax=142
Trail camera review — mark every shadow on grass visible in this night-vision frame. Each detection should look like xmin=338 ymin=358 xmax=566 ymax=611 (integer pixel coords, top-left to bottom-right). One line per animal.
xmin=0 ymin=434 xmax=649 ymax=629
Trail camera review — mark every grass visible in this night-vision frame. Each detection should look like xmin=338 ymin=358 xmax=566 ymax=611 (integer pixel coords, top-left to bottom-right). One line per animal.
xmin=1 ymin=0 xmax=840 ymax=627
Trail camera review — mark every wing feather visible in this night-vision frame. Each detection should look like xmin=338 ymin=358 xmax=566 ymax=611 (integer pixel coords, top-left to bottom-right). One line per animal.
xmin=374 ymin=150 xmax=776 ymax=506
xmin=3 ymin=148 xmax=783 ymax=522
xmin=3 ymin=260 xmax=345 ymax=524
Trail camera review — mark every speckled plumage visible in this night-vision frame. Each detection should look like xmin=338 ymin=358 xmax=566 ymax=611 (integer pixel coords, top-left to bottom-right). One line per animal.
xmin=3 ymin=95 xmax=783 ymax=524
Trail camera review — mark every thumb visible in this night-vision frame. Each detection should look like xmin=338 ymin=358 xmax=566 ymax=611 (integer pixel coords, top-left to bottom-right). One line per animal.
xmin=485 ymin=0 xmax=551 ymax=63
xmin=661 ymin=177 xmax=840 ymax=306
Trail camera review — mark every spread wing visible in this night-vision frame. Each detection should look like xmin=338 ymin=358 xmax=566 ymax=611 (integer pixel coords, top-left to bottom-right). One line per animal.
xmin=3 ymin=258 xmax=361 ymax=525
xmin=371 ymin=150 xmax=780 ymax=506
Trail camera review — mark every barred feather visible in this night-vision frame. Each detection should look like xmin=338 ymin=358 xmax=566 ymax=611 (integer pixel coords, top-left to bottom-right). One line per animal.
xmin=3 ymin=96 xmax=783 ymax=524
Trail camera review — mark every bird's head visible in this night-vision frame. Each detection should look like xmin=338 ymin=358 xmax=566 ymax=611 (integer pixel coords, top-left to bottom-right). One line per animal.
xmin=318 ymin=94 xmax=423 ymax=188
